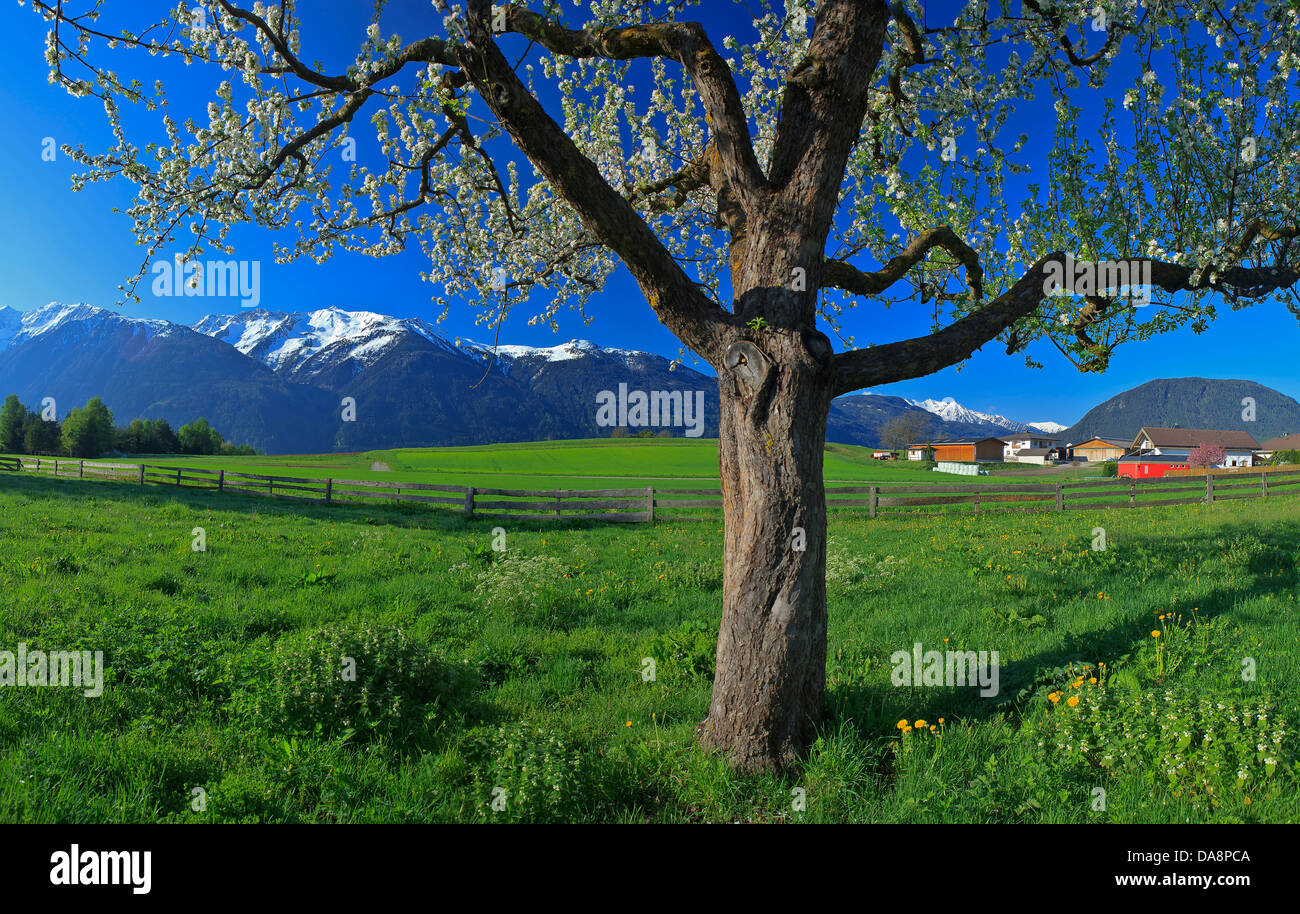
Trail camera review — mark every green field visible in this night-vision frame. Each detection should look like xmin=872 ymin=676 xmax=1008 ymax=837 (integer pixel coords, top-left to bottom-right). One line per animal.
xmin=40 ymin=438 xmax=1098 ymax=491
xmin=1 ymin=458 xmax=1296 ymax=823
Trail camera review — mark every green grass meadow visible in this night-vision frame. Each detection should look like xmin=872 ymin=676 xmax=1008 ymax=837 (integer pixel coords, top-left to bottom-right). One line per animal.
xmin=86 ymin=438 xmax=1099 ymax=490
xmin=0 ymin=443 xmax=1297 ymax=823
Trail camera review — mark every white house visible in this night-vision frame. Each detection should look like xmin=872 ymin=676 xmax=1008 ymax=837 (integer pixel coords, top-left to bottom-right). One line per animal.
xmin=1130 ymin=427 xmax=1260 ymax=468
xmin=1002 ymin=433 xmax=1060 ymax=461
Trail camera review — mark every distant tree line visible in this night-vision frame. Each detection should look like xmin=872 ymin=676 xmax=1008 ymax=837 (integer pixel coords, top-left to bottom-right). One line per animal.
xmin=609 ymin=427 xmax=674 ymax=438
xmin=0 ymin=394 xmax=258 ymax=458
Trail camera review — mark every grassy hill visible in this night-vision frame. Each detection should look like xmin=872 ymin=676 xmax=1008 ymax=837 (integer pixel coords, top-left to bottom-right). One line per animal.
xmin=48 ymin=438 xmax=1095 ymax=490
xmin=0 ymin=471 xmax=1296 ymax=822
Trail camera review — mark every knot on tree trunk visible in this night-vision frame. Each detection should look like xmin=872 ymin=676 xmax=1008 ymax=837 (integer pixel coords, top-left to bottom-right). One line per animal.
xmin=723 ymin=338 xmax=777 ymax=424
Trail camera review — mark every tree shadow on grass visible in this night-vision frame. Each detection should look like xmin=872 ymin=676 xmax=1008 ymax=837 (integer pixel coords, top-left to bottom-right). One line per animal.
xmin=828 ymin=515 xmax=1300 ymax=745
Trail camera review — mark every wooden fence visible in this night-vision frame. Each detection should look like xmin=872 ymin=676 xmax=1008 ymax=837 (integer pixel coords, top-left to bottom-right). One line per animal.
xmin=649 ymin=471 xmax=1300 ymax=520
xmin=3 ymin=456 xmax=1300 ymax=523
xmin=2 ymin=456 xmax=653 ymax=522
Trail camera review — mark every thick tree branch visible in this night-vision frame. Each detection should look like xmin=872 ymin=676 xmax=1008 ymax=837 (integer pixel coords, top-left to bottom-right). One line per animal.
xmin=824 ymin=225 xmax=984 ymax=301
xmin=497 ymin=5 xmax=768 ymax=212
xmin=831 ymin=253 xmax=1060 ymax=394
xmin=458 ymin=1 xmax=730 ymax=356
xmin=831 ymin=250 xmax=1300 ymax=395
xmin=768 ymin=0 xmax=890 ymax=241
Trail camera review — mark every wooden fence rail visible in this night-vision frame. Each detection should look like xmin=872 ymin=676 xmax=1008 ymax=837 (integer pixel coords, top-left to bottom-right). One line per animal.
xmin=3 ymin=456 xmax=1300 ymax=523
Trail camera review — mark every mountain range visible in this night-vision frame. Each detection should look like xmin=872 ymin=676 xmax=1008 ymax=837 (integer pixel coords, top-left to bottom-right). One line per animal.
xmin=1 ymin=302 xmax=1294 ymax=453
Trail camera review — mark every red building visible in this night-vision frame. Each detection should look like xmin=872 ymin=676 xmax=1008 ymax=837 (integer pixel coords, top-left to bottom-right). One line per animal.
xmin=1117 ymin=455 xmax=1190 ymax=479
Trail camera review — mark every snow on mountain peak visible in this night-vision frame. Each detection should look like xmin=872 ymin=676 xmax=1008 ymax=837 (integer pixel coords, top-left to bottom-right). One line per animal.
xmin=1 ymin=302 xmax=182 ymax=352
xmin=905 ymin=396 xmax=1056 ymax=433
xmin=464 ymin=338 xmax=646 ymax=367
xmin=191 ymin=306 xmax=461 ymax=378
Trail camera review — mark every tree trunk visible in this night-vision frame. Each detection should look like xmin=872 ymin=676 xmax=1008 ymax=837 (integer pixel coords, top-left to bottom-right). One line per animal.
xmin=698 ymin=327 xmax=835 ymax=773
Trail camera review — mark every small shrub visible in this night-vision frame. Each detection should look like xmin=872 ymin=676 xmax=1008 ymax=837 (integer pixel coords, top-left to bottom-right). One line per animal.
xmin=248 ymin=623 xmax=476 ymax=748
xmin=643 ymin=619 xmax=717 ymax=679
xmin=468 ymin=722 xmax=591 ymax=823
xmin=470 ymin=554 xmax=567 ymax=611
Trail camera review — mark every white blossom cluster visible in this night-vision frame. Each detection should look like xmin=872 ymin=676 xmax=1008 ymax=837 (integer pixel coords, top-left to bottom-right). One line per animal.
xmin=23 ymin=0 xmax=1300 ymax=369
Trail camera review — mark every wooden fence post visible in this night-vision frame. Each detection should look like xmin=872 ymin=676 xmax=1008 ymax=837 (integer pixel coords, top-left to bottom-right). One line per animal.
xmin=218 ymin=470 xmax=225 ymax=492
xmin=1261 ymin=472 xmax=1268 ymax=499
xmin=1129 ymin=482 xmax=1135 ymax=507
xmin=973 ymin=489 xmax=980 ymax=514
xmin=1055 ymin=483 xmax=1063 ymax=511
xmin=868 ymin=485 xmax=877 ymax=519
xmin=79 ymin=460 xmax=84 ymax=479
xmin=324 ymin=478 xmax=331 ymax=503
xmin=464 ymin=486 xmax=475 ymax=517
xmin=1205 ymin=474 xmax=1215 ymax=505
xmin=555 ymin=488 xmax=562 ymax=518
xmin=176 ymin=468 xmax=182 ymax=486
xmin=138 ymin=464 xmax=145 ymax=485
xmin=645 ymin=486 xmax=654 ymax=523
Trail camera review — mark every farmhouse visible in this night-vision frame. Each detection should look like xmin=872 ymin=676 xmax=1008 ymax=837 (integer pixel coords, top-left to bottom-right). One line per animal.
xmin=1013 ymin=446 xmax=1073 ymax=465
xmin=1258 ymin=433 xmax=1300 ymax=459
xmin=907 ymin=438 xmax=1005 ymax=462
xmin=1071 ymin=436 xmax=1131 ymax=462
xmin=1130 ymin=427 xmax=1260 ymax=468
xmin=1001 ymin=433 xmax=1060 ymax=461
xmin=1118 ymin=454 xmax=1192 ymax=479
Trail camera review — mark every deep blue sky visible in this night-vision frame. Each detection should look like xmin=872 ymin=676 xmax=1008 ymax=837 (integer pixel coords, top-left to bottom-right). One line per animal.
xmin=1 ymin=1 xmax=1296 ymax=427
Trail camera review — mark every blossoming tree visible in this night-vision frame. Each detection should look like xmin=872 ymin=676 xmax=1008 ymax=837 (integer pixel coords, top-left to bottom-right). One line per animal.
xmin=27 ymin=0 xmax=1300 ymax=772
xmin=1189 ymin=443 xmax=1228 ymax=467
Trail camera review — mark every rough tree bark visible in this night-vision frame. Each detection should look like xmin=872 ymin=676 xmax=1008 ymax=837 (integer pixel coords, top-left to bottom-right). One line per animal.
xmin=700 ymin=325 xmax=835 ymax=771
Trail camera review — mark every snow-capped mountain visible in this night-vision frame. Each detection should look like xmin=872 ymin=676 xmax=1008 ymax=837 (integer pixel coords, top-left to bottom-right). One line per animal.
xmin=2 ymin=302 xmax=1078 ymax=452
xmin=192 ymin=307 xmax=462 ymax=383
xmin=0 ymin=303 xmax=336 ymax=452
xmin=1026 ymin=421 xmax=1068 ymax=435
xmin=464 ymin=338 xmax=649 ymax=370
xmin=905 ymin=397 xmax=1033 ymax=433
xmin=0 ymin=302 xmax=183 ymax=352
